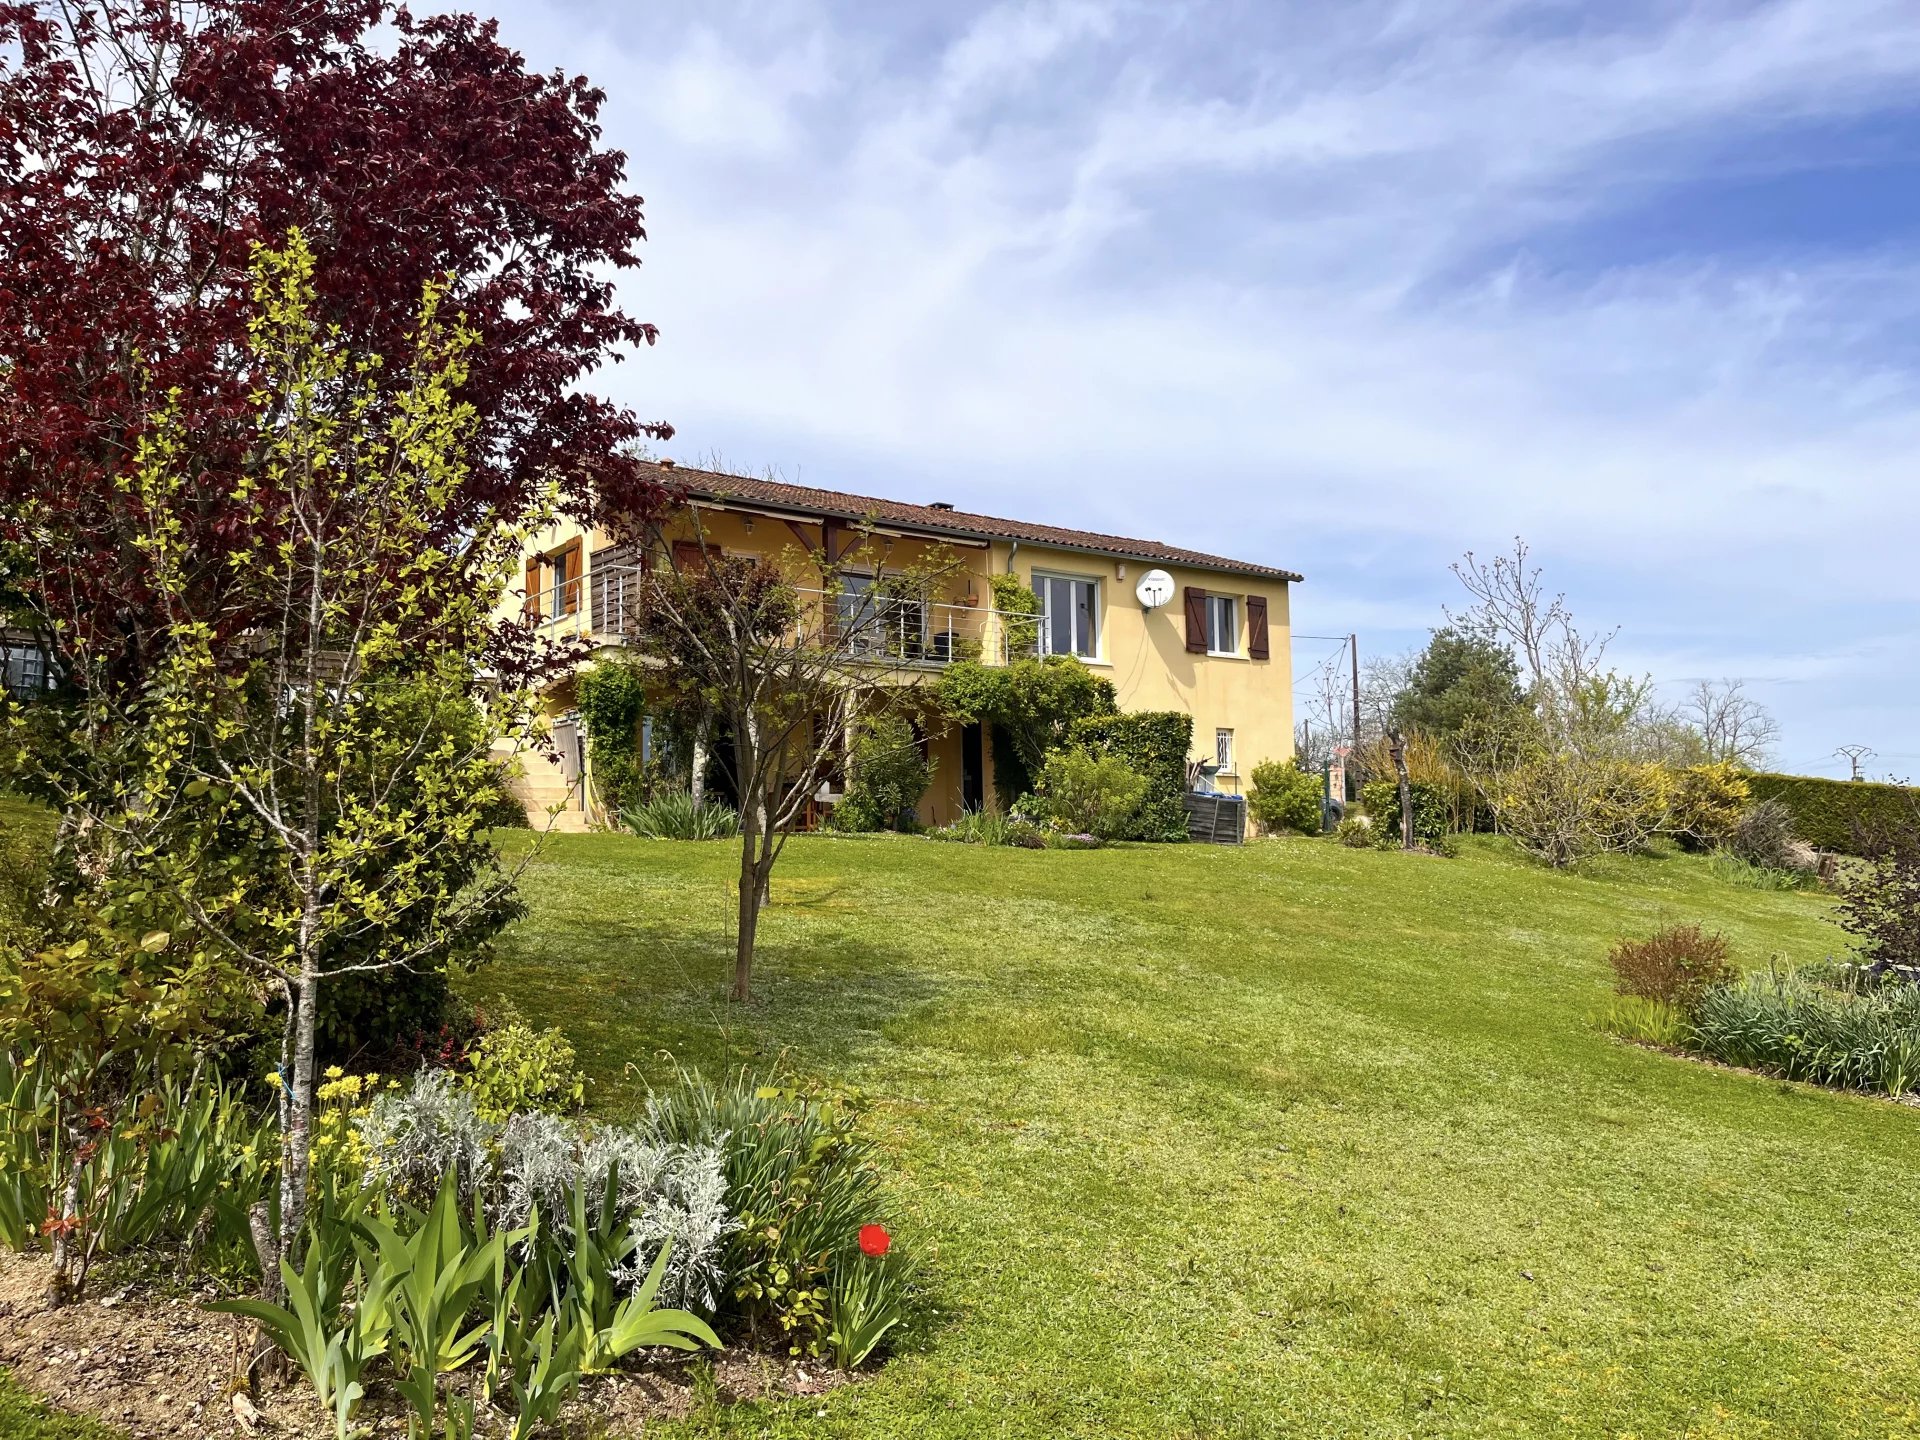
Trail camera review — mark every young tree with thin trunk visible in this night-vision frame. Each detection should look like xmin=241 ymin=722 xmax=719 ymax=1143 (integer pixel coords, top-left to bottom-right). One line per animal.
xmin=130 ymin=235 xmax=551 ymax=1289
xmin=620 ymin=522 xmax=960 ymax=1000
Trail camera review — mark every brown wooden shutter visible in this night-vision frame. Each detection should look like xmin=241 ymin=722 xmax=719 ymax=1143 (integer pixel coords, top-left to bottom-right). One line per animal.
xmin=671 ymin=540 xmax=705 ymax=572
xmin=1246 ymin=595 xmax=1270 ymax=660
xmin=523 ymin=556 xmax=542 ymax=618
xmin=1184 ymin=586 xmax=1208 ymax=653
xmin=557 ymin=539 xmax=583 ymax=615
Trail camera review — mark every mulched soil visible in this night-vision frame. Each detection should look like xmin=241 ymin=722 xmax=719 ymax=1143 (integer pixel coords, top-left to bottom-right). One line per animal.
xmin=0 ymin=1248 xmax=846 ymax=1438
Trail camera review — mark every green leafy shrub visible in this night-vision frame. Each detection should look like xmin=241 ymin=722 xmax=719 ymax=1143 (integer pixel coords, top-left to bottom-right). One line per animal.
xmin=1334 ymin=816 xmax=1376 ymax=849
xmin=1606 ymin=923 xmax=1737 ymax=1010
xmin=576 ymin=658 xmax=651 ymax=815
xmin=935 ymin=655 xmax=1116 ymax=805
xmin=830 ymin=712 xmax=934 ymax=833
xmin=623 ymin=792 xmax=741 ymax=840
xmin=644 ymin=1076 xmax=912 ymax=1363
xmin=1072 ymin=711 xmax=1192 ymax=841
xmin=1359 ymin=778 xmax=1451 ymax=847
xmin=1690 ymin=967 xmax=1920 ymax=1096
xmin=987 ymin=573 xmax=1042 ymax=658
xmin=1666 ymin=762 xmax=1751 ymax=851
xmin=1746 ymin=772 xmax=1920 ymax=855
xmin=462 ymin=1024 xmax=587 ymax=1123
xmin=1027 ymin=749 xmax=1150 ymax=840
xmin=1249 ymin=761 xmax=1322 ymax=835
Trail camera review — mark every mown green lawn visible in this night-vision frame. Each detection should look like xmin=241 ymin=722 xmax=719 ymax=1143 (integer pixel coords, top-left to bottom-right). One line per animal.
xmin=3 ymin=785 xmax=1911 ymax=1439
xmin=477 ymin=830 xmax=1918 ymax=1440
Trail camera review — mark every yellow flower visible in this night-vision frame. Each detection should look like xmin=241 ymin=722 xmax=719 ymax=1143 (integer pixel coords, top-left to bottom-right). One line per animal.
xmin=323 ymin=1065 xmax=344 ymax=1080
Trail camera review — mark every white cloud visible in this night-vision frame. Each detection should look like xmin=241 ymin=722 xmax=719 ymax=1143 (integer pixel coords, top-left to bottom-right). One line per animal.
xmin=498 ymin=0 xmax=1920 ymax=769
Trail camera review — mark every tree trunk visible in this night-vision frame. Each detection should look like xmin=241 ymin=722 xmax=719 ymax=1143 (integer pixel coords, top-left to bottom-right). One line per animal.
xmin=1390 ymin=730 xmax=1414 ymax=850
xmin=732 ymin=813 xmax=760 ymax=1002
xmin=45 ymin=1105 xmax=87 ymax=1307
xmin=274 ymin=963 xmax=321 ymax=1278
xmin=690 ymin=719 xmax=709 ymax=810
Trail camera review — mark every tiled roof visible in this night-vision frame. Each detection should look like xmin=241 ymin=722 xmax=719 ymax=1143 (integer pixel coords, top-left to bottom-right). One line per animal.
xmin=646 ymin=462 xmax=1304 ymax=584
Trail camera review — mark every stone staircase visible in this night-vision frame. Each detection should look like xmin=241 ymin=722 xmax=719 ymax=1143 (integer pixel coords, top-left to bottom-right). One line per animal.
xmin=500 ymin=742 xmax=593 ymax=833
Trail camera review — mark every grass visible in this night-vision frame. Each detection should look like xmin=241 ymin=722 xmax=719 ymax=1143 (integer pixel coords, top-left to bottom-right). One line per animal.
xmin=473 ymin=828 xmax=1920 ymax=1440
xmin=8 ymin=786 xmax=1916 ymax=1437
xmin=0 ymin=1372 xmax=125 ymax=1440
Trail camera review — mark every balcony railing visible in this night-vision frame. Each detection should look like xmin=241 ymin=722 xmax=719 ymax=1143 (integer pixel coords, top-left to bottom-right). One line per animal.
xmin=574 ymin=565 xmax=1041 ymax=667
xmin=526 ymin=578 xmax=584 ymax=625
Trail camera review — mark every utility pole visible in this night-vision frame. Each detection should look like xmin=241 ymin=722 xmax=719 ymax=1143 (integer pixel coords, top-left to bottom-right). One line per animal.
xmin=1349 ymin=632 xmax=1361 ymax=758
xmin=1835 ymin=744 xmax=1875 ymax=782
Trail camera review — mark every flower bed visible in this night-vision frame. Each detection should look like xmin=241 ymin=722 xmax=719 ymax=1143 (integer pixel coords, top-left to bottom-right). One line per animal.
xmin=0 ymin=1043 xmax=915 ymax=1439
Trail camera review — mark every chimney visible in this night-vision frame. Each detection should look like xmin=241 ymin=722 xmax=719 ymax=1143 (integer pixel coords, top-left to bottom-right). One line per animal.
xmin=657 ymin=457 xmax=677 ymax=470
xmin=929 ymin=501 xmax=954 ymax=511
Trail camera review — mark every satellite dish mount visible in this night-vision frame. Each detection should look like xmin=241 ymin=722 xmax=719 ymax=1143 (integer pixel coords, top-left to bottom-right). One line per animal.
xmin=1135 ymin=568 xmax=1175 ymax=609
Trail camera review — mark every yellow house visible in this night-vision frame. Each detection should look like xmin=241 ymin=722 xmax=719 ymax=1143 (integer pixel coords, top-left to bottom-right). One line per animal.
xmin=509 ymin=462 xmax=1301 ymax=830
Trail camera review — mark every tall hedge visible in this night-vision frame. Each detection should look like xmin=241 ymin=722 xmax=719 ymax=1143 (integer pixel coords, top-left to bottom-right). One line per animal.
xmin=1747 ymin=773 xmax=1920 ymax=855
xmin=1074 ymin=711 xmax=1192 ymax=842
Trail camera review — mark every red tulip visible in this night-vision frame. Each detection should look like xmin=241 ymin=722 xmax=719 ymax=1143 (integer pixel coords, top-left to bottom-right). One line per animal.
xmin=858 ymin=1224 xmax=891 ymax=1257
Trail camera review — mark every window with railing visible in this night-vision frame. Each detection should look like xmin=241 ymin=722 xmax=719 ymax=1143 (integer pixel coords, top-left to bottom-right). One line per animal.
xmin=833 ymin=574 xmax=937 ymax=660
xmin=524 ymin=540 xmax=583 ymax=622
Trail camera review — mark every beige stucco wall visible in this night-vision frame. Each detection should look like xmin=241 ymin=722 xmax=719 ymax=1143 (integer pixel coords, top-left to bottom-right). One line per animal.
xmin=990 ymin=541 xmax=1294 ymax=791
xmin=503 ymin=506 xmax=1295 ymax=821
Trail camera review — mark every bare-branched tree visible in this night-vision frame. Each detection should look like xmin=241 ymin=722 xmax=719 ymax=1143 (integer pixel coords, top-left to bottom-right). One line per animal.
xmin=1681 ymin=679 xmax=1780 ymax=768
xmin=616 ymin=512 xmax=964 ymax=1000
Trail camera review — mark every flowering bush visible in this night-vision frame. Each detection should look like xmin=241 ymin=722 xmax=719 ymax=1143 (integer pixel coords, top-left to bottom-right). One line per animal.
xmin=645 ymin=1076 xmax=915 ymax=1362
xmin=1666 ymin=762 xmax=1751 ymax=851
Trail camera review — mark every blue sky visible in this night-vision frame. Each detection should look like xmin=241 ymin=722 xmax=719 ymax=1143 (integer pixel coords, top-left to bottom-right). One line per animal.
xmin=494 ymin=0 xmax=1920 ymax=777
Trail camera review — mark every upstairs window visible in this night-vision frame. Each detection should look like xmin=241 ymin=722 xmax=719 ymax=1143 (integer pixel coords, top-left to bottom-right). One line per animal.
xmin=1205 ymin=594 xmax=1238 ymax=655
xmin=1038 ymin=574 xmax=1098 ymax=658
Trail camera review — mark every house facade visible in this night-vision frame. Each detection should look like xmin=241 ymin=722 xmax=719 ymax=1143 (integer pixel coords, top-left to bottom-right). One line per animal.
xmin=508 ymin=462 xmax=1302 ymax=829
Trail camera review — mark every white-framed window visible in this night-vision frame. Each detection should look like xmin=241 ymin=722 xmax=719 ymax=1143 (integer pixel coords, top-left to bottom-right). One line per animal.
xmin=1215 ymin=727 xmax=1235 ymax=774
xmin=1036 ymin=573 xmax=1099 ymax=658
xmin=1205 ymin=594 xmax=1238 ymax=655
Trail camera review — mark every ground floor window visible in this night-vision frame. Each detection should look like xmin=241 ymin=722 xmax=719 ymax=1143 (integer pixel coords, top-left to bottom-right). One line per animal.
xmin=1215 ymin=727 xmax=1235 ymax=775
xmin=2 ymin=643 xmax=49 ymax=700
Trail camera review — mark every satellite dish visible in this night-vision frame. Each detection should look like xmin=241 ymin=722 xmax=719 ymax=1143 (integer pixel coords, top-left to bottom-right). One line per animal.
xmin=1136 ymin=568 xmax=1175 ymax=609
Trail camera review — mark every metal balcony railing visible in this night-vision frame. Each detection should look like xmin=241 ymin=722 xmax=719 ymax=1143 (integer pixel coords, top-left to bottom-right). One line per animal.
xmin=525 ymin=578 xmax=584 ymax=624
xmin=571 ymin=564 xmax=1043 ymax=667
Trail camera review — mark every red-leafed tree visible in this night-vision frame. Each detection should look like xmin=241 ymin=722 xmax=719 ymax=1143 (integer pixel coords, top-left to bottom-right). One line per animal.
xmin=0 ymin=0 xmax=673 ymax=688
